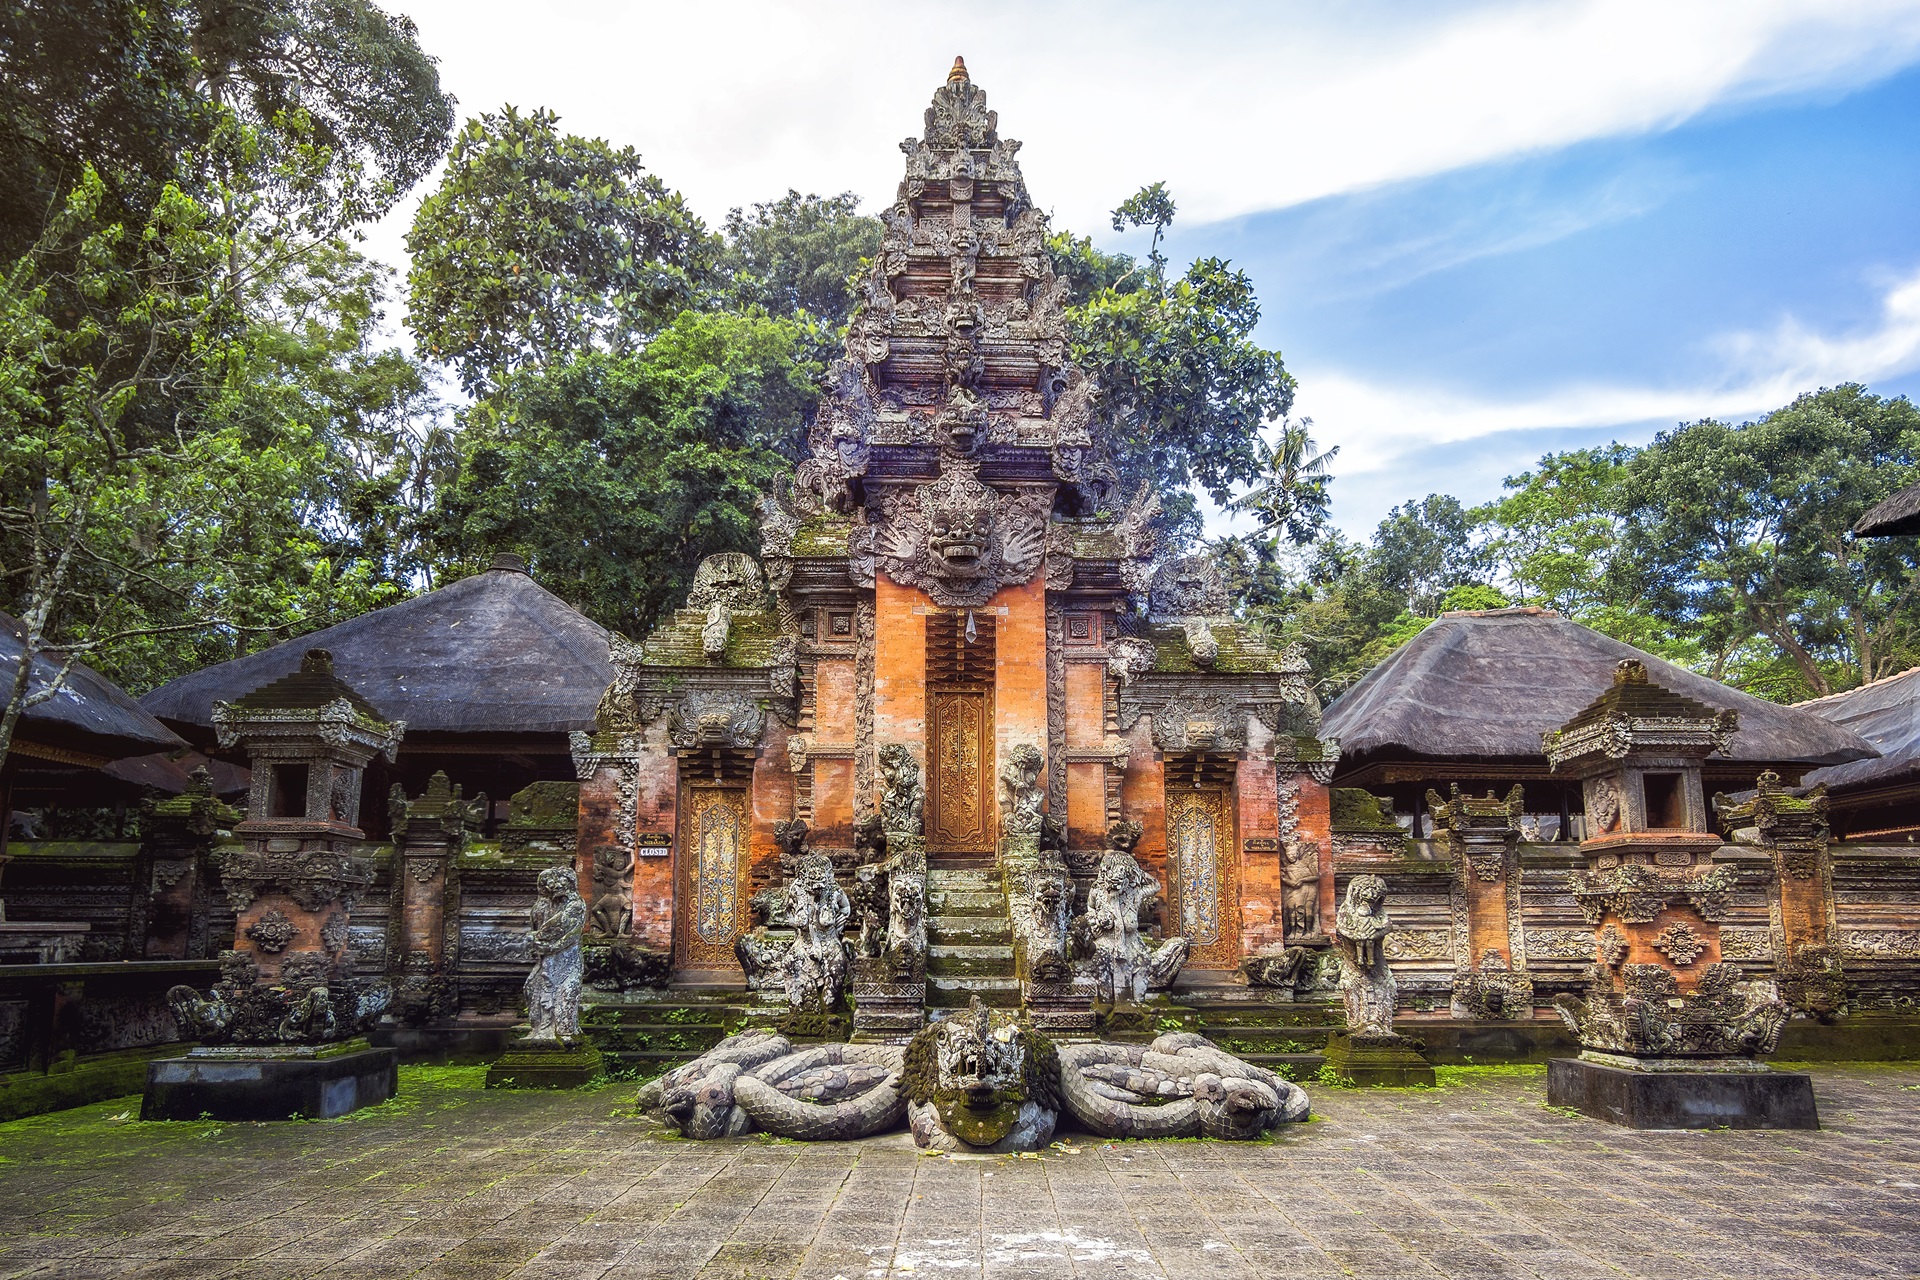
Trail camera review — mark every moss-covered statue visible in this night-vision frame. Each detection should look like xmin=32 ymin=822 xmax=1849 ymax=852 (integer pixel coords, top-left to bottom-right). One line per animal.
xmin=1331 ymin=873 xmax=1396 ymax=1037
xmin=637 ymin=1028 xmax=905 ymax=1141
xmin=735 ymin=843 xmax=852 ymax=1011
xmin=1057 ymin=1032 xmax=1311 ymax=1139
xmin=526 ymin=865 xmax=587 ymax=1043
xmin=901 ymin=996 xmax=1060 ymax=1152
xmin=1077 ymin=824 xmax=1188 ymax=1003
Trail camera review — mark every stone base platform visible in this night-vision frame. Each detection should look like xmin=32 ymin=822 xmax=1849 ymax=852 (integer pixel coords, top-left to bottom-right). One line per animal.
xmin=1324 ymin=1031 xmax=1436 ymax=1087
xmin=849 ymin=979 xmax=925 ymax=1042
xmin=1547 ymin=1056 xmax=1819 ymax=1129
xmin=485 ymin=1038 xmax=605 ymax=1089
xmin=142 ymin=1039 xmax=397 ymax=1121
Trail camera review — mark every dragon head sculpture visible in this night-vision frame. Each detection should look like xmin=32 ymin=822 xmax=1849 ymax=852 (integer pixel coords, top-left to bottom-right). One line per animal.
xmin=904 ymin=996 xmax=1059 ymax=1149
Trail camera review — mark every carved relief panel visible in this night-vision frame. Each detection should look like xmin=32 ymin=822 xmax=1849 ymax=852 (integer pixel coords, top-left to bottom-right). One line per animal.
xmin=928 ymin=689 xmax=994 ymax=853
xmin=678 ymin=785 xmax=749 ymax=967
xmin=1166 ymin=786 xmax=1239 ymax=968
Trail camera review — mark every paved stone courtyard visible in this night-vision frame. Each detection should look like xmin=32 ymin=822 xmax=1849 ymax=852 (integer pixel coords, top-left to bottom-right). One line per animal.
xmin=0 ymin=1063 xmax=1914 ymax=1280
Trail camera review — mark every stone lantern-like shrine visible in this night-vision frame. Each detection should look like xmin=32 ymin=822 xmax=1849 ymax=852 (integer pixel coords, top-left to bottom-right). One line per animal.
xmin=143 ymin=649 xmax=405 ymax=1121
xmin=1542 ymin=659 xmax=1814 ymax=1128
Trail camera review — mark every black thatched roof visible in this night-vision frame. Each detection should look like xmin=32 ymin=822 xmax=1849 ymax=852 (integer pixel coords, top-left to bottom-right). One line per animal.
xmin=0 ymin=614 xmax=186 ymax=761
xmin=1798 ymin=666 xmax=1920 ymax=794
xmin=142 ymin=559 xmax=613 ymax=742
xmin=1854 ymin=480 xmax=1920 ymax=537
xmin=1323 ymin=607 xmax=1875 ymax=770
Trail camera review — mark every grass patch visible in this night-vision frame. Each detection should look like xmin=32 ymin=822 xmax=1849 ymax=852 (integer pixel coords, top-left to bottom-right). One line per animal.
xmin=1432 ymin=1063 xmax=1547 ymax=1087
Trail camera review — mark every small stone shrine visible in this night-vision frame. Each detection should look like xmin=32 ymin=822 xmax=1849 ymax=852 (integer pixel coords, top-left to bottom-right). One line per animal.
xmin=144 ymin=649 xmax=403 ymax=1120
xmin=1543 ymin=659 xmax=1815 ymax=1128
xmin=568 ymin=57 xmax=1339 ymax=1030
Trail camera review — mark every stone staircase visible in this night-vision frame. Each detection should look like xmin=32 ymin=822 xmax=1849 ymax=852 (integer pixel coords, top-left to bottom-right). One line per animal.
xmin=925 ymin=865 xmax=1020 ymax=1011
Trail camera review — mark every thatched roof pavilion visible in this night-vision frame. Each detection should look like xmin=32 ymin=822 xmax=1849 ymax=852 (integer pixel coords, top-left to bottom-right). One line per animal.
xmin=1798 ymin=666 xmax=1920 ymax=839
xmin=142 ymin=555 xmax=613 ymax=830
xmin=1323 ymin=607 xmax=1876 ymax=833
xmin=2 ymin=613 xmax=188 ymax=832
xmin=1855 ymin=480 xmax=1920 ymax=537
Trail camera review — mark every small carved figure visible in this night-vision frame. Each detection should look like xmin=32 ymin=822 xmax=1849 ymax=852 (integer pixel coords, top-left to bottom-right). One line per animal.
xmin=166 ymin=983 xmax=233 ymax=1039
xmin=588 ymin=843 xmax=634 ymax=938
xmin=1078 ymin=848 xmax=1188 ymax=1004
xmin=878 ymin=744 xmax=925 ymax=836
xmin=999 ymin=743 xmax=1045 ymax=837
xmin=737 ymin=851 xmax=853 ymax=1011
xmin=886 ymin=866 xmax=927 ymax=970
xmin=525 ymin=866 xmax=587 ymax=1043
xmin=1331 ymin=875 xmax=1398 ymax=1037
xmin=1279 ymin=839 xmax=1321 ymax=937
xmin=1023 ymin=858 xmax=1074 ymax=981
xmin=277 ymin=986 xmax=338 ymax=1043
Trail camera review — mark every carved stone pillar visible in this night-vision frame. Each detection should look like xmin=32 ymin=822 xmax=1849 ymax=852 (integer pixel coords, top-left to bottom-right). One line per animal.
xmin=571 ymin=732 xmax=673 ymax=956
xmin=1426 ymin=784 xmax=1532 ymax=1020
xmin=135 ymin=767 xmax=238 ymax=960
xmin=145 ymin=649 xmax=404 ymax=1121
xmin=1715 ymin=773 xmax=1846 ymax=1020
xmin=386 ymin=771 xmax=480 ymax=1024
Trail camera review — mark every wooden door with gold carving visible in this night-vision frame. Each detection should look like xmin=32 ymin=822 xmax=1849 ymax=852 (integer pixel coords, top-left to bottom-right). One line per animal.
xmin=1165 ymin=787 xmax=1239 ymax=967
xmin=927 ymin=689 xmax=994 ymax=855
xmin=676 ymin=785 xmax=749 ymax=967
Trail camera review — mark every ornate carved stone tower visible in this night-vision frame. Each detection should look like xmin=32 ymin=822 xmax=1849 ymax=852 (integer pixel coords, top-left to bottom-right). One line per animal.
xmin=582 ymin=61 xmax=1337 ymax=1004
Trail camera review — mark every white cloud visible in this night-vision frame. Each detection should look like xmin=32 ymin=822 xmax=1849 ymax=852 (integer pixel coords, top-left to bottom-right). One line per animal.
xmin=359 ymin=0 xmax=1920 ymax=278
xmin=1240 ymin=264 xmax=1920 ymax=533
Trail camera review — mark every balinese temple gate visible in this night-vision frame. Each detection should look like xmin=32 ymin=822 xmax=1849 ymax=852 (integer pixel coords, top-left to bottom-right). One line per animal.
xmin=570 ymin=60 xmax=1338 ymax=1030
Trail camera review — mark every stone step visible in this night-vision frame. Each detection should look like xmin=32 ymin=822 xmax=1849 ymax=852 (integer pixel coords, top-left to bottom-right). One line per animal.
xmin=927 ymin=869 xmax=1001 ymax=892
xmin=926 ymin=889 xmax=1003 ymax=915
xmin=927 ymin=974 xmax=1022 ymax=1008
xmin=927 ymin=943 xmax=1016 ymax=978
xmin=1197 ymin=1026 xmax=1333 ymax=1054
xmin=927 ymin=915 xmax=1011 ymax=944
xmin=1187 ymin=1005 xmax=1346 ymax=1029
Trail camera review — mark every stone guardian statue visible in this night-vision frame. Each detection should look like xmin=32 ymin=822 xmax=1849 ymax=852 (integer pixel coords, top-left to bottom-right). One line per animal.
xmin=525 ymin=866 xmax=587 ymax=1043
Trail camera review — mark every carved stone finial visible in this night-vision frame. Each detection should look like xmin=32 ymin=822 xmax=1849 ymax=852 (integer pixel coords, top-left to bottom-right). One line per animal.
xmin=948 ymin=55 xmax=969 ymax=83
xmin=301 ymin=648 xmax=334 ymax=676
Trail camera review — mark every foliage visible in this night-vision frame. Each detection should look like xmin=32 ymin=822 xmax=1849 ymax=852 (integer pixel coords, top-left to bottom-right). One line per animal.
xmin=1233 ymin=419 xmax=1339 ymax=547
xmin=717 ymin=190 xmax=880 ymax=335
xmin=1620 ymin=386 xmax=1920 ymax=698
xmin=406 ymin=106 xmax=714 ymax=396
xmin=1054 ymin=187 xmax=1295 ymax=546
xmin=424 ymin=310 xmax=819 ymax=636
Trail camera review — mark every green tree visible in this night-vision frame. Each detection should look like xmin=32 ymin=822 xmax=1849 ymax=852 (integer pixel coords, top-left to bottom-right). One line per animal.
xmin=1233 ymin=418 xmax=1339 ymax=547
xmin=1369 ymin=494 xmax=1490 ymax=616
xmin=718 ymin=190 xmax=879 ymax=335
xmin=425 ymin=310 xmax=819 ymax=635
xmin=1058 ymin=188 xmax=1295 ymax=544
xmin=1622 ymin=384 xmax=1920 ymax=697
xmin=407 ymin=106 xmax=714 ymax=395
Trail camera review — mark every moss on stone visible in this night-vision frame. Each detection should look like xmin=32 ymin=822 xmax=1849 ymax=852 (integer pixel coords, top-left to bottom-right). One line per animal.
xmin=1331 ymin=789 xmax=1402 ymax=833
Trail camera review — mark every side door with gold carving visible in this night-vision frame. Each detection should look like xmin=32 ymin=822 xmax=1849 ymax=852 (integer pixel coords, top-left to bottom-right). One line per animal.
xmin=1165 ymin=787 xmax=1238 ymax=968
xmin=677 ymin=785 xmax=749 ymax=967
xmin=927 ymin=689 xmax=994 ymax=854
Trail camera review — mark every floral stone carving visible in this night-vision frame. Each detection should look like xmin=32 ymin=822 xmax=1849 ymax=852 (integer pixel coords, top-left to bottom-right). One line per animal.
xmin=1553 ymin=963 xmax=1787 ymax=1060
xmin=1652 ymin=921 xmax=1708 ymax=966
xmin=244 ymin=909 xmax=298 ymax=953
xmin=878 ymin=743 xmax=925 ymax=837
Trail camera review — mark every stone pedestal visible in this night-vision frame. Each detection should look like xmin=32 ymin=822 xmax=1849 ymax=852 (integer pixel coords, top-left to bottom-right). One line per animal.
xmin=1547 ymin=1057 xmax=1818 ymax=1129
xmin=485 ymin=1037 xmax=605 ymax=1089
xmin=1323 ymin=1031 xmax=1435 ymax=1088
xmin=1025 ymin=977 xmax=1096 ymax=1035
xmin=142 ymin=1039 xmax=397 ymax=1120
xmin=850 ymin=962 xmax=924 ymax=1041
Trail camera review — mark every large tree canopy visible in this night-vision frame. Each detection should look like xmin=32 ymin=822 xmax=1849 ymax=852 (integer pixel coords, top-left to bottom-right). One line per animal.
xmin=407 ymin=107 xmax=713 ymax=395
xmin=425 ymin=311 xmax=819 ymax=635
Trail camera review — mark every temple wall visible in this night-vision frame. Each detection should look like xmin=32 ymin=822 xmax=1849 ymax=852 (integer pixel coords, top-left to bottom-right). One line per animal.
xmin=873 ymin=574 xmax=929 ymax=780
xmin=994 ymin=577 xmax=1049 ymax=803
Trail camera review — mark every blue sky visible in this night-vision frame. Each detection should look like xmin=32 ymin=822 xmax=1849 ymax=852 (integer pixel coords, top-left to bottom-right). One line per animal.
xmin=362 ymin=0 xmax=1920 ymax=538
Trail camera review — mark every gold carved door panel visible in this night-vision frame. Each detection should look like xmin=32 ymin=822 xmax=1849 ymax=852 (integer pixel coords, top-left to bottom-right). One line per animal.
xmin=678 ymin=786 xmax=748 ymax=967
xmin=928 ymin=690 xmax=993 ymax=853
xmin=1166 ymin=787 xmax=1238 ymax=968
